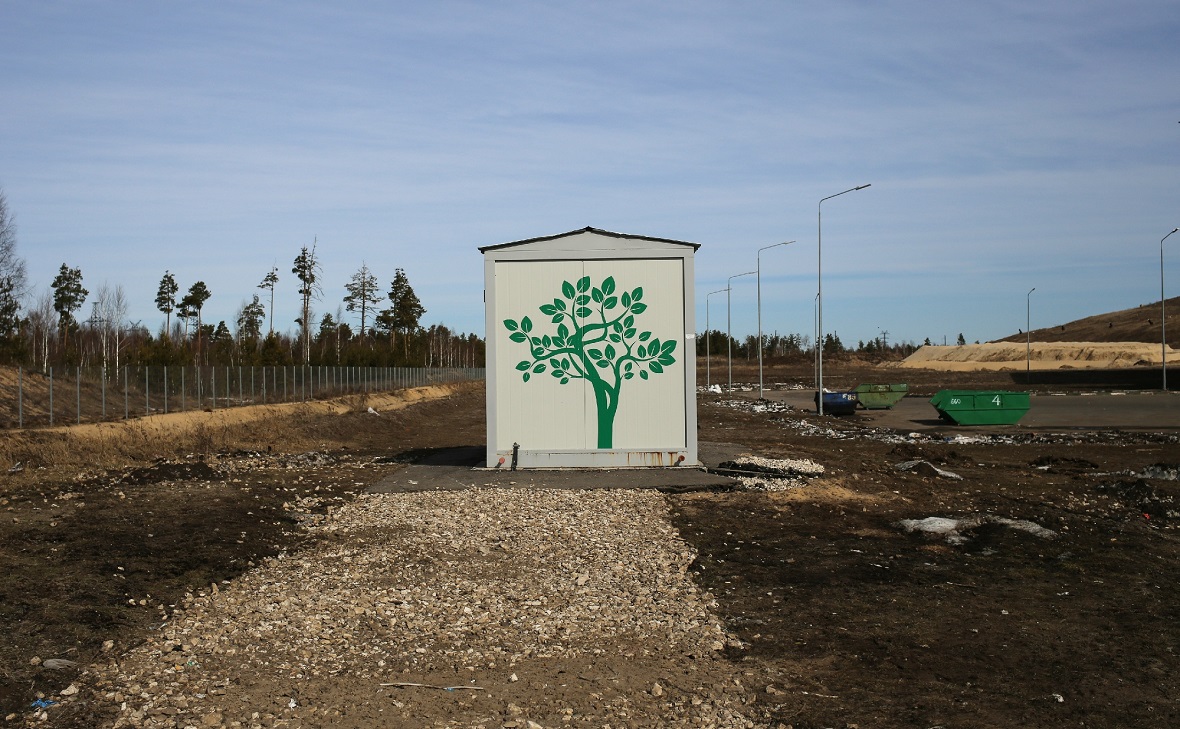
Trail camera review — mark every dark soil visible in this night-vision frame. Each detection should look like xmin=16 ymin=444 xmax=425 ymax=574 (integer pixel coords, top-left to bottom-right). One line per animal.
xmin=3 ymin=370 xmax=1179 ymax=728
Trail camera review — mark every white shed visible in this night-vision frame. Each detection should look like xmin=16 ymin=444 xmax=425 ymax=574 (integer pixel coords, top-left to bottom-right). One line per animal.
xmin=481 ymin=227 xmax=699 ymax=468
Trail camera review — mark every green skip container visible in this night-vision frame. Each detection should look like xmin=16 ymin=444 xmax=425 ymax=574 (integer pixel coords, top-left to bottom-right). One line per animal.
xmin=854 ymin=383 xmax=908 ymax=409
xmin=929 ymin=390 xmax=1031 ymax=425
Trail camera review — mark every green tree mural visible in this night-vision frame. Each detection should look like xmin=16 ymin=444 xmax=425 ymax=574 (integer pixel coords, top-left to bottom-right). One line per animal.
xmin=503 ymin=274 xmax=677 ymax=449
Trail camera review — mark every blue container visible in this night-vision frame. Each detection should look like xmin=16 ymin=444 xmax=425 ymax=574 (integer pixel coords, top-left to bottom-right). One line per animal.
xmin=814 ymin=390 xmax=858 ymax=416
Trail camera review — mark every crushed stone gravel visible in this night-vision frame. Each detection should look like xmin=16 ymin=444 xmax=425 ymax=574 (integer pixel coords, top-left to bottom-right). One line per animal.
xmin=88 ymin=488 xmax=754 ymax=728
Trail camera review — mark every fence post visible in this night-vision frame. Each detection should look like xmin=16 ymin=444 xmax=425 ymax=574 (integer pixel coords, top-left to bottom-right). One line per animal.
xmin=17 ymin=366 xmax=22 ymax=428
xmin=101 ymin=365 xmax=106 ymax=419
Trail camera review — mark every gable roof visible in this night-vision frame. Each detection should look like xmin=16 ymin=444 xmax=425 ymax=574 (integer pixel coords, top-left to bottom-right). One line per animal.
xmin=479 ymin=226 xmax=701 ymax=253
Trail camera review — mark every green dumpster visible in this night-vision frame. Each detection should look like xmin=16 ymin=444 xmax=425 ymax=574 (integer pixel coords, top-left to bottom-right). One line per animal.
xmin=854 ymin=383 xmax=908 ymax=409
xmin=929 ymin=390 xmax=1030 ymax=425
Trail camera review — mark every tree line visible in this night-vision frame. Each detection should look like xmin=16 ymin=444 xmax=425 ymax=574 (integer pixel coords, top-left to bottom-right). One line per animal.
xmin=697 ymin=329 xmax=921 ymax=362
xmin=0 ymin=189 xmax=485 ymax=371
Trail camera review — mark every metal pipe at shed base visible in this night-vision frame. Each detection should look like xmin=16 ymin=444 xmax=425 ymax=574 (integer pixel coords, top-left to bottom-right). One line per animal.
xmin=492 ymin=448 xmax=696 ymax=470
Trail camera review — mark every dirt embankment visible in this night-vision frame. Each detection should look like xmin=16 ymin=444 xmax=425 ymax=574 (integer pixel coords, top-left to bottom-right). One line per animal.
xmin=0 ymin=384 xmax=464 ymax=480
xmin=898 ymin=341 xmax=1172 ymax=372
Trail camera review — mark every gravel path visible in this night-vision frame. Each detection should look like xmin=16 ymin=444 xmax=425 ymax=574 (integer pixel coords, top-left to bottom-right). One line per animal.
xmin=93 ymin=488 xmax=752 ymax=728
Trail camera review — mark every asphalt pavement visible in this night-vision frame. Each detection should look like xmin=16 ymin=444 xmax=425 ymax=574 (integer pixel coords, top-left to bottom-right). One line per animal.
xmin=759 ymin=389 xmax=1179 ymax=431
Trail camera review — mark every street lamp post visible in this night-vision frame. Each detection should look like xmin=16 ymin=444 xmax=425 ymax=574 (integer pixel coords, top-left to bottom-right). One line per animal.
xmin=727 ymin=271 xmax=756 ymax=392
xmin=757 ymin=241 xmax=795 ymax=400
xmin=1026 ymin=287 xmax=1036 ymax=375
xmin=1163 ymin=228 xmax=1178 ymax=390
xmin=813 ymin=292 xmax=819 ymax=390
xmin=817 ymin=184 xmax=871 ymax=414
xmin=705 ymin=288 xmax=727 ymax=391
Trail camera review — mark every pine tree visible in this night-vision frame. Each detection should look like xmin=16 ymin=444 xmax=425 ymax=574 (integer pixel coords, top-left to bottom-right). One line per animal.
xmin=181 ymin=281 xmax=211 ymax=362
xmin=156 ymin=270 xmax=179 ymax=336
xmin=258 ymin=266 xmax=279 ymax=335
xmin=384 ymin=268 xmax=425 ymax=360
xmin=51 ymin=264 xmax=87 ymax=348
xmin=0 ymin=190 xmax=27 ymax=345
xmin=343 ymin=262 xmax=381 ymax=344
xmin=292 ymin=242 xmax=321 ymax=364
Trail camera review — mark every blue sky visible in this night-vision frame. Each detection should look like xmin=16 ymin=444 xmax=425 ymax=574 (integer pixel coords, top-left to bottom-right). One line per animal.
xmin=1 ymin=0 xmax=1177 ymax=347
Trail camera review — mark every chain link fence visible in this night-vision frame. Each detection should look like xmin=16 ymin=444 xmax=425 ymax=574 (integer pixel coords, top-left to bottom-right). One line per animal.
xmin=2 ymin=366 xmax=485 ymax=429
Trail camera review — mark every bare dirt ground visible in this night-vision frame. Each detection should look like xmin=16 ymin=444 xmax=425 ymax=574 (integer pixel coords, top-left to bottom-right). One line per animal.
xmin=2 ymin=364 xmax=1179 ymax=728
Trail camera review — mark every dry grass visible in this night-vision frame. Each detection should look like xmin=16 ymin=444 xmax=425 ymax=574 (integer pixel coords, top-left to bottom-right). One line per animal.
xmin=0 ymin=383 xmax=472 ymax=490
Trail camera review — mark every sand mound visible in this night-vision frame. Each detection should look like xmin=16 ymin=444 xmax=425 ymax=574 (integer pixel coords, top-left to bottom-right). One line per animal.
xmin=898 ymin=342 xmax=1172 ymax=372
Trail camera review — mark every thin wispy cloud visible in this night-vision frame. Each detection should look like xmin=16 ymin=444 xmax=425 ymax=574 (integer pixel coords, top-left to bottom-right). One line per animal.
xmin=1 ymin=0 xmax=1177 ymax=345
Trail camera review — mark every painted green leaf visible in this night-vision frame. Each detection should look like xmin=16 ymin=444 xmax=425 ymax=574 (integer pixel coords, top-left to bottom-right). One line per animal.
xmin=608 ymin=333 xmax=621 ymax=343
xmin=602 ymin=276 xmax=616 ymax=295
xmin=596 ymin=360 xmax=610 ymax=368
xmin=562 ymin=280 xmax=575 ymax=299
xmin=622 ymin=291 xmax=632 ymax=308
xmin=591 ymin=288 xmax=604 ymax=304
xmin=539 ymin=304 xmax=557 ymax=316
xmin=530 ymin=336 xmax=541 ymax=346
xmin=649 ymin=361 xmax=664 ymax=374
xmin=552 ymin=368 xmax=563 ymax=377
xmin=624 ymin=328 xmax=636 ymax=339
xmin=560 ymin=357 xmax=570 ymax=368
xmin=662 ymin=340 xmax=677 ymax=354
xmin=557 ymin=323 xmax=569 ymax=338
xmin=632 ymin=287 xmax=643 ymax=302
xmin=521 ymin=316 xmax=533 ymax=333
xmin=631 ymin=302 xmax=647 ymax=314
xmin=516 ymin=361 xmax=531 ymax=371
xmin=553 ymin=298 xmax=567 ymax=311
xmin=605 ymin=344 xmax=616 ymax=360
xmin=561 ymin=377 xmax=570 ymax=384
xmin=532 ymin=347 xmax=543 ymax=357
xmin=658 ymin=355 xmax=675 ymax=366
xmin=542 ymin=335 xmax=552 ymax=347
xmin=603 ymin=296 xmax=618 ymax=309
xmin=588 ymin=348 xmax=603 ymax=360
xmin=650 ymin=337 xmax=660 ymax=353
xmin=533 ymin=363 xmax=546 ymax=374
xmin=640 ymin=370 xmax=649 ymax=380
xmin=612 ymin=321 xmax=623 ymax=332
xmin=504 ymin=319 xmax=519 ymax=331
xmin=624 ymin=315 xmax=635 ymax=328
xmin=575 ymin=307 xmax=592 ymax=318
xmin=624 ymin=372 xmax=634 ymax=380
xmin=509 ymin=332 xmax=527 ymax=343
xmin=638 ymin=331 xmax=651 ymax=341
xmin=575 ymin=294 xmax=591 ymax=306
xmin=522 ymin=372 xmax=531 ymax=382
xmin=637 ymin=345 xmax=647 ymax=358
xmin=551 ymin=314 xmax=563 ymax=324
xmin=554 ymin=336 xmax=566 ymax=348
xmin=577 ymin=276 xmax=591 ymax=293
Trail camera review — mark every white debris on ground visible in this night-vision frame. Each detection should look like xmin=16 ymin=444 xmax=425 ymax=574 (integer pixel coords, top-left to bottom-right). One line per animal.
xmin=91 ymin=488 xmax=752 ymax=728
xmin=894 ymin=460 xmax=963 ymax=480
xmin=711 ymin=397 xmax=1179 ymax=448
xmin=719 ymin=455 xmax=824 ymax=492
xmin=897 ymin=515 xmax=1058 ymax=545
